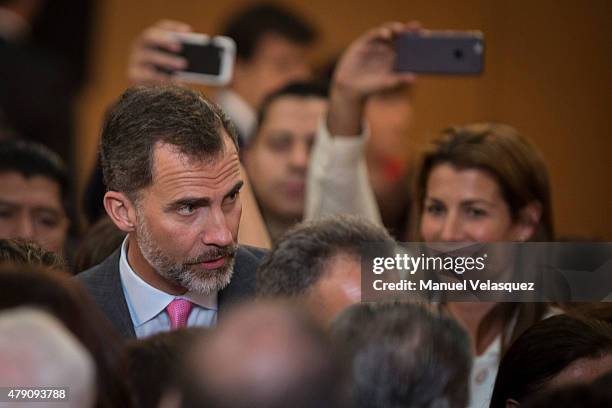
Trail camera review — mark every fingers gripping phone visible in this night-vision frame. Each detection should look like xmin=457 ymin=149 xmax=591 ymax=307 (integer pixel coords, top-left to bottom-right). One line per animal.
xmin=171 ymin=33 xmax=236 ymax=86
xmin=394 ymin=31 xmax=485 ymax=75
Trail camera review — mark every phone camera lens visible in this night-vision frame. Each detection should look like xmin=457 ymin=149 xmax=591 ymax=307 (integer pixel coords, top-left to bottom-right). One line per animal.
xmin=454 ymin=49 xmax=464 ymax=59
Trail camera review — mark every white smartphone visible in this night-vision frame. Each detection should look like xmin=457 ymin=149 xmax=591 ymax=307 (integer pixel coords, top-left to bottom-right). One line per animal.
xmin=170 ymin=32 xmax=236 ymax=86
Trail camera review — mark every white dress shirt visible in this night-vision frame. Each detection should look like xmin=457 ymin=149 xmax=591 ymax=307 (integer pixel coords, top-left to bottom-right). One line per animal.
xmin=214 ymin=89 xmax=257 ymax=143
xmin=468 ymin=335 xmax=501 ymax=408
xmin=467 ymin=307 xmax=559 ymax=408
xmin=214 ymin=90 xmax=382 ymax=225
xmin=118 ymin=238 xmax=218 ymax=338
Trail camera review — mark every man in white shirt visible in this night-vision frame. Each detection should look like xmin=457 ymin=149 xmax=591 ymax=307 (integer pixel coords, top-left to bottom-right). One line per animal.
xmin=242 ymin=82 xmax=328 ymax=241
xmin=242 ymin=21 xmax=420 ymax=240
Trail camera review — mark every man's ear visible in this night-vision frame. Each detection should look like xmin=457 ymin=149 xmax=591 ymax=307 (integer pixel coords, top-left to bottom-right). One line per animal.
xmin=103 ymin=191 xmax=138 ymax=233
xmin=512 ymin=201 xmax=542 ymax=241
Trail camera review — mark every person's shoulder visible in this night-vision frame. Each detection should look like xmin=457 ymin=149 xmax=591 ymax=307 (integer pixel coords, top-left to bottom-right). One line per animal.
xmin=75 ymin=249 xmax=121 ymax=287
xmin=232 ymin=245 xmax=267 ymax=280
xmin=217 ymin=246 xmax=266 ymax=306
xmin=237 ymin=245 xmax=268 ymax=262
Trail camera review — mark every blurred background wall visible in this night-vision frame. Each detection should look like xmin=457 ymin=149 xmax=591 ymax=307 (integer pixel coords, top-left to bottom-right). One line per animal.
xmin=76 ymin=0 xmax=611 ymax=239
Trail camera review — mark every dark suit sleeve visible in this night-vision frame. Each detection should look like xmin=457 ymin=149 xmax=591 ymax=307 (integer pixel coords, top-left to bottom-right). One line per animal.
xmin=217 ymin=246 xmax=267 ymax=315
xmin=75 ymin=251 xmax=136 ymax=339
xmin=240 ymin=245 xmax=268 ymax=262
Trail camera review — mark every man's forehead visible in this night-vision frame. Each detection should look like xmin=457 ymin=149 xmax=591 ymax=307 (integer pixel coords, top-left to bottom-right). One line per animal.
xmin=262 ymin=96 xmax=327 ymax=126
xmin=255 ymin=32 xmax=310 ymax=56
xmin=0 ymin=170 xmax=60 ymax=185
xmin=269 ymin=94 xmax=327 ymax=110
xmin=150 ymin=137 xmax=240 ymax=188
xmin=0 ymin=172 xmax=64 ymax=210
xmin=152 ymin=133 xmax=238 ymax=170
xmin=0 ymin=171 xmax=62 ymax=196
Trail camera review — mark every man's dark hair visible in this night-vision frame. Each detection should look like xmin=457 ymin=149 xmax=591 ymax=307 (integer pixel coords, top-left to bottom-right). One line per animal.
xmin=331 ymin=302 xmax=472 ymax=408
xmin=100 ymin=85 xmax=238 ymax=197
xmin=490 ymin=314 xmax=612 ymax=407
xmin=0 ymin=238 xmax=65 ymax=271
xmin=221 ymin=3 xmax=316 ymax=61
xmin=122 ymin=328 xmax=209 ymax=408
xmin=254 ymin=80 xmax=328 ymax=140
xmin=0 ymin=139 xmax=70 ymax=215
xmin=256 ymin=215 xmax=395 ymax=297
xmin=522 ymin=378 xmax=612 ymax=408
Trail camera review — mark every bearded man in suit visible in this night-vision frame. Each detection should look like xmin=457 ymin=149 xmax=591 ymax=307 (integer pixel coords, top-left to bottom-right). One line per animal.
xmin=78 ymin=85 xmax=263 ymax=339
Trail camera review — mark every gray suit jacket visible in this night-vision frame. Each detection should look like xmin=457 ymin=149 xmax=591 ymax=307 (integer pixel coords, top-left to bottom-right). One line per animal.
xmin=76 ymin=245 xmax=265 ymax=339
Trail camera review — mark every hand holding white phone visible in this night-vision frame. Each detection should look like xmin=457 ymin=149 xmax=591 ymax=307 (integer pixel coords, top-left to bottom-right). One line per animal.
xmin=170 ymin=32 xmax=236 ymax=86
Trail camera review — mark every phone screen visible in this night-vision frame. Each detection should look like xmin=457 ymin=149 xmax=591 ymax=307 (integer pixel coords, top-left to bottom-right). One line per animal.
xmin=180 ymin=42 xmax=222 ymax=76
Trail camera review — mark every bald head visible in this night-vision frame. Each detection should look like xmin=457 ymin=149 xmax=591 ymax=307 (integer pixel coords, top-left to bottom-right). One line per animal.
xmin=179 ymin=301 xmax=345 ymax=408
xmin=0 ymin=308 xmax=96 ymax=408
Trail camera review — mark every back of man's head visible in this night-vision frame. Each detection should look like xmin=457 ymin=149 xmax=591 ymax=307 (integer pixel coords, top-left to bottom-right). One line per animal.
xmin=0 ymin=263 xmax=130 ymax=408
xmin=221 ymin=3 xmax=316 ymax=62
xmin=256 ymin=215 xmax=394 ymax=297
xmin=490 ymin=314 xmax=612 ymax=407
xmin=331 ymin=302 xmax=472 ymax=408
xmin=522 ymin=378 xmax=612 ymax=408
xmin=100 ymin=85 xmax=238 ymax=198
xmin=123 ymin=328 xmax=208 ymax=408
xmin=0 ymin=238 xmax=65 ymax=270
xmin=178 ymin=300 xmax=345 ymax=408
xmin=0 ymin=307 xmax=96 ymax=408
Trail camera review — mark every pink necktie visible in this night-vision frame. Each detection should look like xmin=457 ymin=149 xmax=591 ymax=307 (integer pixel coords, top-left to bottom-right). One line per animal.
xmin=166 ymin=298 xmax=193 ymax=330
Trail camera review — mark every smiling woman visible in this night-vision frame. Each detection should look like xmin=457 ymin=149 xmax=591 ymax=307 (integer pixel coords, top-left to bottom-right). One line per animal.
xmin=413 ymin=122 xmax=554 ymax=243
xmin=411 ymin=122 xmax=554 ymax=408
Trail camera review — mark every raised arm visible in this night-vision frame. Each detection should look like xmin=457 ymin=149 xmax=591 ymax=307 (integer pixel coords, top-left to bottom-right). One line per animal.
xmin=305 ymin=22 xmax=419 ymax=223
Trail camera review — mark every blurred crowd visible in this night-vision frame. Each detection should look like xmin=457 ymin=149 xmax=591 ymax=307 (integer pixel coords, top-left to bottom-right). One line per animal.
xmin=0 ymin=1 xmax=610 ymax=408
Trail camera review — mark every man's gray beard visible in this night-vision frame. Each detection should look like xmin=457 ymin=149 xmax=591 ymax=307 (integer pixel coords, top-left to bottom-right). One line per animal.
xmin=135 ymin=217 xmax=235 ymax=295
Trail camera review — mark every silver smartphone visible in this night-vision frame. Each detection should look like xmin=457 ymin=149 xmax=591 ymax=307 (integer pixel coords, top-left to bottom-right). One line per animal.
xmin=395 ymin=31 xmax=484 ymax=75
